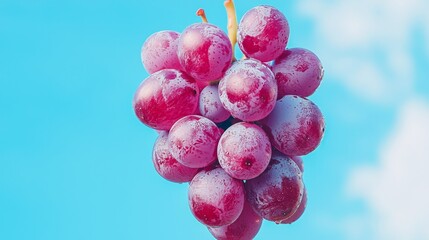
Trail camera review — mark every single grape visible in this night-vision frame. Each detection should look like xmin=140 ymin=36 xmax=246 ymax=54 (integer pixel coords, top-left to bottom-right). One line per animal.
xmin=218 ymin=59 xmax=277 ymax=122
xmin=245 ymin=153 xmax=304 ymax=222
xmin=237 ymin=5 xmax=289 ymax=62
xmin=199 ymin=85 xmax=231 ymax=123
xmin=133 ymin=69 xmax=199 ymax=130
xmin=152 ymin=131 xmax=199 ymax=183
xmin=280 ymin=187 xmax=307 ymax=224
xmin=141 ymin=31 xmax=182 ymax=74
xmin=218 ymin=122 xmax=271 ymax=180
xmin=188 ymin=168 xmax=245 ymax=227
xmin=178 ymin=23 xmax=232 ymax=82
xmin=272 ymin=48 xmax=324 ymax=98
xmin=168 ymin=115 xmax=222 ymax=168
xmin=208 ymin=199 xmax=263 ymax=240
xmin=260 ymin=95 xmax=325 ymax=156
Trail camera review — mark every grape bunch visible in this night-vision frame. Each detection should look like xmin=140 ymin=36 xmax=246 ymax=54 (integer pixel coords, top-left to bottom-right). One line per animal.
xmin=134 ymin=1 xmax=325 ymax=239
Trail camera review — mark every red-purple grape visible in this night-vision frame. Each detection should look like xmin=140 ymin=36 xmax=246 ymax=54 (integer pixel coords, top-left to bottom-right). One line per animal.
xmin=188 ymin=168 xmax=245 ymax=227
xmin=245 ymin=152 xmax=304 ymax=222
xmin=152 ymin=131 xmax=199 ymax=183
xmin=280 ymin=187 xmax=307 ymax=224
xmin=237 ymin=5 xmax=290 ymax=62
xmin=218 ymin=59 xmax=277 ymax=121
xmin=217 ymin=122 xmax=271 ymax=180
xmin=199 ymin=85 xmax=231 ymax=123
xmin=260 ymin=95 xmax=325 ymax=156
xmin=208 ymin=199 xmax=263 ymax=240
xmin=133 ymin=69 xmax=199 ymax=130
xmin=178 ymin=23 xmax=232 ymax=82
xmin=168 ymin=115 xmax=222 ymax=168
xmin=272 ymin=48 xmax=324 ymax=98
xmin=141 ymin=30 xmax=182 ymax=74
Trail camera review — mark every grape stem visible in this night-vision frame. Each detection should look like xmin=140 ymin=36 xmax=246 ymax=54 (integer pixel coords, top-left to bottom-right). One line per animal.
xmin=224 ymin=0 xmax=238 ymax=61
xmin=196 ymin=8 xmax=209 ymax=23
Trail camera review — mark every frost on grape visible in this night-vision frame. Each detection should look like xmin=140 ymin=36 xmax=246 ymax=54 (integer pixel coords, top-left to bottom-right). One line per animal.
xmin=245 ymin=153 xmax=304 ymax=222
xmin=208 ymin=199 xmax=263 ymax=240
xmin=133 ymin=69 xmax=199 ymax=130
xmin=141 ymin=30 xmax=182 ymax=73
xmin=199 ymin=85 xmax=231 ymax=123
xmin=178 ymin=23 xmax=232 ymax=82
xmin=189 ymin=168 xmax=245 ymax=227
xmin=217 ymin=122 xmax=271 ymax=180
xmin=272 ymin=48 xmax=324 ymax=98
xmin=237 ymin=5 xmax=289 ymax=62
xmin=168 ymin=115 xmax=222 ymax=168
xmin=152 ymin=132 xmax=199 ymax=183
xmin=261 ymin=95 xmax=325 ymax=156
xmin=219 ymin=59 xmax=277 ymax=121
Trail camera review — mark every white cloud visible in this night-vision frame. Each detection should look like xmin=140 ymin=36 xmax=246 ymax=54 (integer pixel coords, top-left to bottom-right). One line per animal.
xmin=297 ymin=0 xmax=428 ymax=103
xmin=296 ymin=1 xmax=429 ymax=237
xmin=348 ymin=98 xmax=429 ymax=239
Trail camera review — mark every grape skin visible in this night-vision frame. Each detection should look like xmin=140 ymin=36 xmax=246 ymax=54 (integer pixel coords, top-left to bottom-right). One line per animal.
xmin=237 ymin=5 xmax=290 ymax=62
xmin=133 ymin=69 xmax=199 ymax=130
xmin=152 ymin=131 xmax=199 ymax=183
xmin=273 ymin=149 xmax=304 ymax=172
xmin=168 ymin=115 xmax=222 ymax=168
xmin=178 ymin=23 xmax=232 ymax=82
xmin=199 ymin=85 xmax=231 ymax=123
xmin=218 ymin=59 xmax=278 ymax=122
xmin=280 ymin=187 xmax=307 ymax=224
xmin=261 ymin=95 xmax=325 ymax=156
xmin=245 ymin=153 xmax=304 ymax=222
xmin=272 ymin=48 xmax=324 ymax=98
xmin=217 ymin=122 xmax=271 ymax=180
xmin=141 ymin=31 xmax=182 ymax=74
xmin=291 ymin=156 xmax=304 ymax=173
xmin=188 ymin=168 xmax=245 ymax=227
xmin=208 ymin=200 xmax=263 ymax=240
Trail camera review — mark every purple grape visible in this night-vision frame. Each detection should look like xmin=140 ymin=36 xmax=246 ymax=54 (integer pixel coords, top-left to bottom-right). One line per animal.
xmin=168 ymin=115 xmax=222 ymax=168
xmin=280 ymin=187 xmax=307 ymax=224
xmin=141 ymin=31 xmax=182 ymax=74
xmin=199 ymin=85 xmax=231 ymax=123
xmin=178 ymin=23 xmax=232 ymax=82
xmin=260 ymin=95 xmax=325 ymax=156
xmin=208 ymin=199 xmax=263 ymax=240
xmin=237 ymin=5 xmax=290 ymax=62
xmin=245 ymin=152 xmax=304 ymax=223
xmin=188 ymin=168 xmax=245 ymax=227
xmin=218 ymin=59 xmax=277 ymax=121
xmin=272 ymin=48 xmax=324 ymax=98
xmin=217 ymin=122 xmax=271 ymax=180
xmin=133 ymin=69 xmax=199 ymax=130
xmin=152 ymin=131 xmax=199 ymax=183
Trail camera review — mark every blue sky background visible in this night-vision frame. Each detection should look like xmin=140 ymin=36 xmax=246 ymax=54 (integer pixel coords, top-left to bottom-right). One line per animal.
xmin=1 ymin=0 xmax=429 ymax=239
